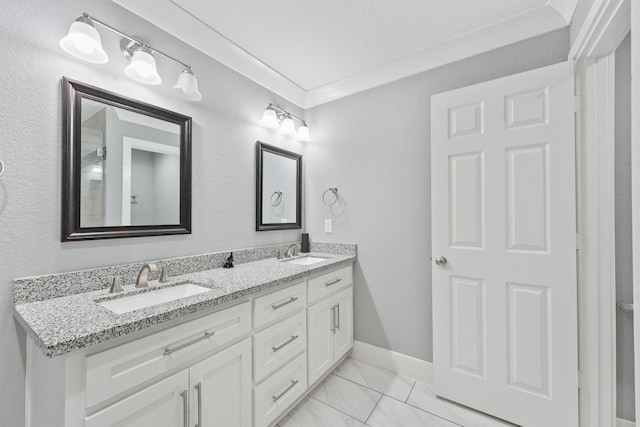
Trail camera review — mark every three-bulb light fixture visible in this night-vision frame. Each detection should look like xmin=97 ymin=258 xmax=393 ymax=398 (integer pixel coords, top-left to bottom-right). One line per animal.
xmin=260 ymin=104 xmax=310 ymax=142
xmin=59 ymin=13 xmax=202 ymax=101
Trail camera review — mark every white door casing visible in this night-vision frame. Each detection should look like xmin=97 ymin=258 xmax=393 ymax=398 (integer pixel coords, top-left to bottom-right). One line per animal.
xmin=431 ymin=61 xmax=577 ymax=427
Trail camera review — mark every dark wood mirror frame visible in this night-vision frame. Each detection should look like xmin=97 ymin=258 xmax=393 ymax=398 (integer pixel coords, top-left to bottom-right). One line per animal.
xmin=61 ymin=77 xmax=192 ymax=241
xmin=256 ymin=141 xmax=302 ymax=231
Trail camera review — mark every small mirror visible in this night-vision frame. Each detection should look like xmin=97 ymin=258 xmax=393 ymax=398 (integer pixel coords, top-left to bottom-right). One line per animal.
xmin=256 ymin=142 xmax=302 ymax=231
xmin=62 ymin=78 xmax=192 ymax=241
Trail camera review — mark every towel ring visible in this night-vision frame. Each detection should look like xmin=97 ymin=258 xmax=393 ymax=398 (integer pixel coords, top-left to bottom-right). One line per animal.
xmin=322 ymin=187 xmax=339 ymax=206
xmin=270 ymin=190 xmax=283 ymax=207
xmin=0 ymin=158 xmax=4 ymax=177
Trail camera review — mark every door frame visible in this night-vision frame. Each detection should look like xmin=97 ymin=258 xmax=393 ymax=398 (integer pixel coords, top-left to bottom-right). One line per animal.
xmin=570 ymin=0 xmax=630 ymax=425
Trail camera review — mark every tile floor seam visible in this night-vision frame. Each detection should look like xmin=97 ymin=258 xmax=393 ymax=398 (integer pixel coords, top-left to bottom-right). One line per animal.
xmin=329 ymin=371 xmax=412 ymax=402
xmin=405 ymin=379 xmax=417 ymax=403
xmin=308 ymin=394 xmax=369 ymax=424
xmin=403 ymin=400 xmax=465 ymax=427
xmin=364 ymin=392 xmax=384 ymax=426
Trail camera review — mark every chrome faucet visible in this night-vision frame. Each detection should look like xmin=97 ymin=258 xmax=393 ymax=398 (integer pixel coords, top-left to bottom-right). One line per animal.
xmin=136 ymin=263 xmax=158 ymax=288
xmin=285 ymin=244 xmax=299 ymax=258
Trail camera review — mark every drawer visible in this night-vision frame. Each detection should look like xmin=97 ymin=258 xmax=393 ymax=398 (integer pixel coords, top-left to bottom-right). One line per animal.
xmin=254 ymin=311 xmax=306 ymax=382
xmin=307 ymin=264 xmax=353 ymax=304
xmin=253 ymin=281 xmax=306 ymax=328
xmin=254 ymin=353 xmax=307 ymax=427
xmin=85 ymin=301 xmax=251 ymax=408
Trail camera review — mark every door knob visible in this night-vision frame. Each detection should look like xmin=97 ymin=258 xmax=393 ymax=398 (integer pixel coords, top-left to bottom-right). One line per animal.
xmin=434 ymin=256 xmax=447 ymax=266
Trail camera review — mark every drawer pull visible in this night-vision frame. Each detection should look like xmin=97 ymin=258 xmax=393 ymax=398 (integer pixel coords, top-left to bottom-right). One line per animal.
xmin=331 ymin=306 xmax=336 ymax=333
xmin=272 ymin=335 xmax=299 ymax=352
xmin=195 ymin=382 xmax=203 ymax=427
xmin=164 ymin=331 xmax=215 ymax=356
xmin=272 ymin=297 xmax=298 ymax=310
xmin=180 ymin=390 xmax=188 ymax=427
xmin=325 ymin=278 xmax=342 ymax=287
xmin=272 ymin=380 xmax=299 ymax=402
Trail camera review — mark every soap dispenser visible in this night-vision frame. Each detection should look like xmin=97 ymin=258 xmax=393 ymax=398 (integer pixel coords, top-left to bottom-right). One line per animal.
xmin=301 ymin=233 xmax=310 ymax=253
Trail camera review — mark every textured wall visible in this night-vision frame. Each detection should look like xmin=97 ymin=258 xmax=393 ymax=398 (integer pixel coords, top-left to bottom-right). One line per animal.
xmin=305 ymin=29 xmax=570 ymax=362
xmin=0 ymin=1 xmax=304 ymax=426
xmin=615 ymin=33 xmax=634 ymax=422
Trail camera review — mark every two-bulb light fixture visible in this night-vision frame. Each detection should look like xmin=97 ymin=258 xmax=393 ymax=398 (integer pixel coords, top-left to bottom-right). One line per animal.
xmin=260 ymin=104 xmax=311 ymax=142
xmin=59 ymin=13 xmax=202 ymax=101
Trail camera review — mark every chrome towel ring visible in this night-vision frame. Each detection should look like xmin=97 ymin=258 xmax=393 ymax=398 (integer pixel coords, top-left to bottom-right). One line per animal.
xmin=0 ymin=158 xmax=4 ymax=177
xmin=270 ymin=190 xmax=283 ymax=207
xmin=322 ymin=186 xmax=339 ymax=206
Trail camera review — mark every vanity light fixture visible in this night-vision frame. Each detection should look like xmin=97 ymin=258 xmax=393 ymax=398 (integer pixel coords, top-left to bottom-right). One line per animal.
xmin=260 ymin=104 xmax=311 ymax=142
xmin=60 ymin=13 xmax=202 ymax=101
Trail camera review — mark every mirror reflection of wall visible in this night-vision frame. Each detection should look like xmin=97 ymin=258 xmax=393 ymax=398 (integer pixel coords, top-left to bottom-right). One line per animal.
xmin=262 ymin=150 xmax=298 ymax=224
xmin=79 ymin=98 xmax=181 ymax=228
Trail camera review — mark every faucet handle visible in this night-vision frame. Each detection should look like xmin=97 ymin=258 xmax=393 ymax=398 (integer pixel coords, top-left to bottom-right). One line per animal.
xmin=109 ymin=276 xmax=123 ymax=293
xmin=159 ymin=266 xmax=169 ymax=283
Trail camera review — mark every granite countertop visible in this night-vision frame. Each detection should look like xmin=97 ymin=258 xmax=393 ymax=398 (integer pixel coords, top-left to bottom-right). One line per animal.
xmin=14 ymin=252 xmax=354 ymax=358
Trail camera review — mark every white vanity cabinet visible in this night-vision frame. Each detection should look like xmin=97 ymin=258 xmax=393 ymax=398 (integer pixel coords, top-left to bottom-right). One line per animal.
xmin=307 ymin=286 xmax=353 ymax=385
xmin=24 ymin=261 xmax=354 ymax=427
xmin=84 ymin=371 xmax=189 ymax=427
xmin=189 ymin=339 xmax=252 ymax=427
xmin=84 ymin=339 xmax=252 ymax=427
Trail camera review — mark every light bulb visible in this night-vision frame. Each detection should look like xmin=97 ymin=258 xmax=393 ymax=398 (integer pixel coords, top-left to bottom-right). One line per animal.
xmin=296 ymin=123 xmax=311 ymax=142
xmin=59 ymin=17 xmax=108 ymax=64
xmin=279 ymin=116 xmax=296 ymax=136
xmin=260 ymin=108 xmax=279 ymax=128
xmin=124 ymin=49 xmax=161 ymax=85
xmin=173 ymin=68 xmax=202 ymax=101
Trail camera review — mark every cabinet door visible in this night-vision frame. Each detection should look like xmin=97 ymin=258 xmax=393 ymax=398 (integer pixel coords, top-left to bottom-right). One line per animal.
xmin=84 ymin=371 xmax=189 ymax=427
xmin=190 ymin=339 xmax=252 ymax=427
xmin=307 ymin=297 xmax=335 ymax=385
xmin=333 ymin=287 xmax=354 ymax=361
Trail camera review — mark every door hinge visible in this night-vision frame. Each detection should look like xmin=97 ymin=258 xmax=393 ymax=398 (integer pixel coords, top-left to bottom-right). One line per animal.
xmin=578 ymin=372 xmax=588 ymax=389
xmin=574 ymin=95 xmax=583 ymax=113
xmin=96 ymin=147 xmax=107 ymax=159
xmin=576 ymin=233 xmax=586 ymax=250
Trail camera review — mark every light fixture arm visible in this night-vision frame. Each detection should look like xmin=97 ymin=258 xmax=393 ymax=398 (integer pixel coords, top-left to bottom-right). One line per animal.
xmin=267 ymin=103 xmax=306 ymax=125
xmin=82 ymin=12 xmax=192 ymax=70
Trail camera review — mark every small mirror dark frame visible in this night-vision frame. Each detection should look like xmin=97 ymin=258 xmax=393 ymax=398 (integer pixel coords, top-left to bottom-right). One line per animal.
xmin=256 ymin=142 xmax=302 ymax=231
xmin=61 ymin=77 xmax=192 ymax=241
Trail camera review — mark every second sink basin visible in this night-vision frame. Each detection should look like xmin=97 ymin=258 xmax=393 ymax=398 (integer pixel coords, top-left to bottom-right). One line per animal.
xmin=98 ymin=283 xmax=211 ymax=314
xmin=283 ymin=256 xmax=328 ymax=266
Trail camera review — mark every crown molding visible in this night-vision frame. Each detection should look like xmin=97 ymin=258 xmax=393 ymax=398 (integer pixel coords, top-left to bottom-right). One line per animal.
xmin=115 ymin=1 xmax=574 ymax=109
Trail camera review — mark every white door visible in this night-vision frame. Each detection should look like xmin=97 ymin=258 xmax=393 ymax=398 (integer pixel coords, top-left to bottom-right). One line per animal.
xmin=431 ymin=61 xmax=577 ymax=427
xmin=334 ymin=287 xmax=354 ymax=361
xmin=190 ymin=338 xmax=252 ymax=427
xmin=84 ymin=371 xmax=189 ymax=427
xmin=307 ymin=296 xmax=336 ymax=384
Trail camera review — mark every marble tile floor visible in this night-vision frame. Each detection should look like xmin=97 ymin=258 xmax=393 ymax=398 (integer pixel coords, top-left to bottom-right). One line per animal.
xmin=277 ymin=358 xmax=517 ymax=427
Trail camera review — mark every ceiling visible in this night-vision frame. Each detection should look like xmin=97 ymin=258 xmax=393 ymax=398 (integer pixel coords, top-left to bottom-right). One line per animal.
xmin=114 ymin=0 xmax=579 ymax=108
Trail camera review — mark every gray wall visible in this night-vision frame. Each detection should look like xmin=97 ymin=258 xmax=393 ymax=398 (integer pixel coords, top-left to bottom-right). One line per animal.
xmin=0 ymin=1 xmax=304 ymax=426
xmin=615 ymin=33 xmax=634 ymax=422
xmin=305 ymin=29 xmax=570 ymax=361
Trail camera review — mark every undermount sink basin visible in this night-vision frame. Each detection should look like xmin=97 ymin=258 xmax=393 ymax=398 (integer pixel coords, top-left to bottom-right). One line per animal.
xmin=98 ymin=283 xmax=211 ymax=314
xmin=283 ymin=256 xmax=328 ymax=266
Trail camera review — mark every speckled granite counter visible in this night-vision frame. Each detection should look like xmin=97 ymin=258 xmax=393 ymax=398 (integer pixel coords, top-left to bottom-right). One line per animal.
xmin=14 ymin=243 xmax=356 ymax=358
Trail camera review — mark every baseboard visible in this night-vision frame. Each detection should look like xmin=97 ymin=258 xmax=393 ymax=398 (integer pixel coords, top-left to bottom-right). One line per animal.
xmin=617 ymin=418 xmax=636 ymax=427
xmin=350 ymin=340 xmax=433 ymax=383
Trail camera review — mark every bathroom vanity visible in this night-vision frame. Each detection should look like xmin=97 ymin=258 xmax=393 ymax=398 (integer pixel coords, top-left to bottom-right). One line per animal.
xmin=14 ymin=244 xmax=355 ymax=427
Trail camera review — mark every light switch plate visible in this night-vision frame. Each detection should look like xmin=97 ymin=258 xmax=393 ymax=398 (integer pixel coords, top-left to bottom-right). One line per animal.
xmin=324 ymin=219 xmax=333 ymax=233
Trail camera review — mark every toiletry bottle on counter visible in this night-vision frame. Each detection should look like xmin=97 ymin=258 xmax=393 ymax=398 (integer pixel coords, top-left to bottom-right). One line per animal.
xmin=301 ymin=233 xmax=310 ymax=253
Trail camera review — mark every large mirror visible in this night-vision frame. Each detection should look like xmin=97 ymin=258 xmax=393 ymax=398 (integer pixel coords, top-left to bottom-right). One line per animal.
xmin=62 ymin=78 xmax=192 ymax=241
xmin=256 ymin=142 xmax=302 ymax=231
